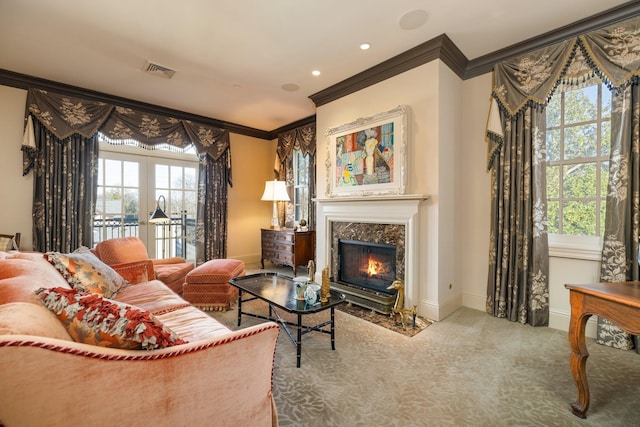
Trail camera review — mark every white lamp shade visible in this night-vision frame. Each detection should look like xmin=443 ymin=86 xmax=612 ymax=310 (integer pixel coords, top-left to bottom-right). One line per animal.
xmin=261 ymin=180 xmax=290 ymax=202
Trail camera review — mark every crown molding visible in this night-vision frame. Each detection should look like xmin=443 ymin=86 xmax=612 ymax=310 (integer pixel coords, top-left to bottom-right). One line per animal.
xmin=267 ymin=114 xmax=317 ymax=140
xmin=309 ymin=34 xmax=467 ymax=108
xmin=464 ymin=2 xmax=640 ymax=79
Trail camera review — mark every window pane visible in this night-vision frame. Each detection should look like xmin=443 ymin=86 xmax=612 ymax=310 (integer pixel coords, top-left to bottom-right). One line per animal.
xmin=171 ymin=166 xmax=183 ymax=188
xmin=546 ymin=165 xmax=559 ymax=198
xmin=96 ymin=187 xmax=105 ymax=213
xmin=547 ymin=201 xmax=559 ymax=234
xmin=546 ymin=129 xmax=560 ymax=162
xmin=546 ymin=95 xmax=561 ymax=128
xmin=156 ymin=165 xmax=169 ymax=188
xmin=601 ymin=120 xmax=611 ymax=157
xmin=104 ymin=187 xmax=122 ymax=214
xmin=123 ymin=161 xmax=138 ymax=187
xmin=185 ymin=167 xmax=197 ymax=190
xmin=171 ymin=190 xmax=183 ymax=213
xmin=563 ymin=200 xmax=596 ymax=235
xmin=98 ymin=158 xmax=104 ymax=186
xmin=600 ymin=161 xmax=609 ymax=194
xmin=564 ymin=86 xmax=598 ymax=124
xmin=105 ymin=159 xmax=122 ymax=186
xmin=123 ymin=189 xmax=139 ymax=216
xmin=563 ymin=163 xmax=597 ymax=198
xmin=564 ymin=124 xmax=597 ymax=159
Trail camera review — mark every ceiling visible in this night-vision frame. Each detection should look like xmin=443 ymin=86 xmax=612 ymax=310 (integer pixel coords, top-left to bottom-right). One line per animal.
xmin=0 ymin=0 xmax=632 ymax=133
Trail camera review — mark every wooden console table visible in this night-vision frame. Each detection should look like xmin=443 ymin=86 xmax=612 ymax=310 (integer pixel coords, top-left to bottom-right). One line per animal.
xmin=564 ymin=282 xmax=640 ymax=418
xmin=261 ymin=229 xmax=314 ymax=276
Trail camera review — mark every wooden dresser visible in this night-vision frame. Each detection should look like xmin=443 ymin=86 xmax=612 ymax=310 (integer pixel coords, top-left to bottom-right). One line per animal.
xmin=261 ymin=229 xmax=315 ymax=276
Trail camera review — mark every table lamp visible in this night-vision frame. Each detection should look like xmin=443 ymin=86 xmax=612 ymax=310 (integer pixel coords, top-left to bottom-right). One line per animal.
xmin=261 ymin=180 xmax=290 ymax=229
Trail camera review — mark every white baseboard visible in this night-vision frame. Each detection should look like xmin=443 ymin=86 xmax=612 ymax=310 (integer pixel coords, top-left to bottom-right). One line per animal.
xmin=420 ymin=290 xmax=463 ymax=322
xmin=461 ymin=292 xmax=597 ymax=338
xmin=549 ymin=309 xmax=597 ymax=338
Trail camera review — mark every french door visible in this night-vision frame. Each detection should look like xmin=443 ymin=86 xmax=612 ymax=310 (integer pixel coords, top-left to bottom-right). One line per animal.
xmin=94 ymin=145 xmax=198 ymax=262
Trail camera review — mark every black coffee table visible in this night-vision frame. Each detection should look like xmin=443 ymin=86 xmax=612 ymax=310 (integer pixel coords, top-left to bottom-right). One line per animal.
xmin=229 ymin=272 xmax=345 ymax=368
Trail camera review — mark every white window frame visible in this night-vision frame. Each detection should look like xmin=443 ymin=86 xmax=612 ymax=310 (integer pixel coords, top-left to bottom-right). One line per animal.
xmin=292 ymin=148 xmax=310 ymax=225
xmin=546 ymin=82 xmax=610 ymax=260
xmin=97 ymin=142 xmax=199 ymax=260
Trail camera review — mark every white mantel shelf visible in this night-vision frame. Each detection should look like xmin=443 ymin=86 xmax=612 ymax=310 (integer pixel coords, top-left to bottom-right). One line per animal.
xmin=315 ymin=194 xmax=430 ymax=203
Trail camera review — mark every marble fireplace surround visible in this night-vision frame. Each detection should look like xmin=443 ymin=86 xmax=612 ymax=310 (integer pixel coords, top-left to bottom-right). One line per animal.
xmin=315 ymin=195 xmax=429 ymax=309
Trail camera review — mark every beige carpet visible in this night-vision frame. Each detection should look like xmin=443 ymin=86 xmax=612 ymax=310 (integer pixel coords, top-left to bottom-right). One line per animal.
xmin=217 ymin=264 xmax=640 ymax=426
xmin=212 ymin=264 xmax=640 ymax=426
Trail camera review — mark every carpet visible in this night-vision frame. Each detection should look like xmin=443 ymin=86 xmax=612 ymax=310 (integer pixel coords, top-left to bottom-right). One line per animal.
xmin=209 ymin=306 xmax=640 ymax=426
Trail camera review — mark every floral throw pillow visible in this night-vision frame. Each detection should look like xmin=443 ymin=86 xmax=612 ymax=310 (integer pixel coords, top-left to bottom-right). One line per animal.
xmin=44 ymin=247 xmax=130 ymax=298
xmin=35 ymin=287 xmax=187 ymax=350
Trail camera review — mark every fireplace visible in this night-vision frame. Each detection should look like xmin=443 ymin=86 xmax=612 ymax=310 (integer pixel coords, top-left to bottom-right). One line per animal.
xmin=338 ymin=239 xmax=397 ymax=295
xmin=329 ymin=222 xmax=405 ymax=314
xmin=316 ymin=196 xmax=426 ymax=317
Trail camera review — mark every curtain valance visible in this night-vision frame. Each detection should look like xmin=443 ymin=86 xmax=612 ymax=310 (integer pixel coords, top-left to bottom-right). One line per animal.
xmin=486 ymin=16 xmax=640 ymax=169
xmin=276 ymin=123 xmax=316 ymax=163
xmin=23 ymin=88 xmax=230 ymax=174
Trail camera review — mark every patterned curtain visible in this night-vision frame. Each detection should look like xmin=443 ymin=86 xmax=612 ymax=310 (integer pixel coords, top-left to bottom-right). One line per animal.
xmin=196 ymin=150 xmax=232 ymax=263
xmin=22 ymin=89 xmax=230 ymax=257
xmin=486 ymin=105 xmax=549 ymax=326
xmin=486 ymin=17 xmax=640 ymax=331
xmin=31 ymin=117 xmax=98 ymax=252
xmin=596 ymin=84 xmax=640 ymax=351
xmin=276 ymin=123 xmax=316 ymax=229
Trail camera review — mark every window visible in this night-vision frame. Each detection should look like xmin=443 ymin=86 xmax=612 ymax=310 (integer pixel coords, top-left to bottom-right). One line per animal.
xmin=546 ymin=83 xmax=611 ymax=238
xmin=153 ymin=163 xmax=198 ymax=261
xmin=95 ymin=142 xmax=198 ymax=262
xmin=292 ymin=148 xmax=310 ymax=224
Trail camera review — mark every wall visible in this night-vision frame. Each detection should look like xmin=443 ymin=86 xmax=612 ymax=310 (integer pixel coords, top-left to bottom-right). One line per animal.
xmin=315 ymin=60 xmax=461 ymax=321
xmin=0 ymin=86 xmax=31 ymax=249
xmin=226 ymin=134 xmax=276 ymax=264
xmin=0 ymin=84 xmax=275 ymax=263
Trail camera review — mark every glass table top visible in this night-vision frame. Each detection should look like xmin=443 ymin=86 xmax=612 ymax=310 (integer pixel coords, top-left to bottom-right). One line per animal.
xmin=230 ymin=272 xmax=345 ymax=314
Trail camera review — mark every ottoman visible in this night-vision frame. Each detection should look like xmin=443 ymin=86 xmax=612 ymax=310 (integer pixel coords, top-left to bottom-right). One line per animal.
xmin=183 ymin=259 xmax=245 ymax=311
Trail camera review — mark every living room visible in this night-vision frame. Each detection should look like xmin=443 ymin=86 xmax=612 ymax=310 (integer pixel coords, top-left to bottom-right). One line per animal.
xmin=1 ymin=2 xmax=639 ymax=424
xmin=2 ymin=1 xmax=636 ymax=330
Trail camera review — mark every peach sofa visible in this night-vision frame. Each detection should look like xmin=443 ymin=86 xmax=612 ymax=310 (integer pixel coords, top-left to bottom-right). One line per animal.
xmin=0 ymin=251 xmax=280 ymax=427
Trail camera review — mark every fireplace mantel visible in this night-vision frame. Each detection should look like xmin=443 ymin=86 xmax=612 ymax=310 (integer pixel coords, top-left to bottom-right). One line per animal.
xmin=315 ymin=194 xmax=430 ymax=203
xmin=315 ymin=194 xmax=429 ymax=310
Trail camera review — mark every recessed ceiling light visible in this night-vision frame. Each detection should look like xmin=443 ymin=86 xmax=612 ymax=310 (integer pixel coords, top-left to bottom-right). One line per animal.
xmin=281 ymin=83 xmax=300 ymax=92
xmin=312 ymin=70 xmax=321 ymax=76
xmin=398 ymin=9 xmax=429 ymax=30
xmin=360 ymin=43 xmax=371 ymax=50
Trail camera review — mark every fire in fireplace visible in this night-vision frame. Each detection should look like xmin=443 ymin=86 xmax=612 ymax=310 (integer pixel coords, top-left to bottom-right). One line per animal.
xmin=338 ymin=239 xmax=397 ymax=295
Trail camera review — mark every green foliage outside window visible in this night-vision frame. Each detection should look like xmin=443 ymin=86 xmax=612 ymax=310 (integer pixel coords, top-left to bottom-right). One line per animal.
xmin=546 ymin=83 xmax=611 ymax=236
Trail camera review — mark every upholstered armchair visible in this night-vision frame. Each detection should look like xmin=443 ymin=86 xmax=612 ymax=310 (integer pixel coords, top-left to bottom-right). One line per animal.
xmin=94 ymin=237 xmax=194 ymax=295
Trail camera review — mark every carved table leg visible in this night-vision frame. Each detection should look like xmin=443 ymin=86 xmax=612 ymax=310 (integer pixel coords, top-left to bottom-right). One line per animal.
xmin=568 ymin=291 xmax=591 ymax=419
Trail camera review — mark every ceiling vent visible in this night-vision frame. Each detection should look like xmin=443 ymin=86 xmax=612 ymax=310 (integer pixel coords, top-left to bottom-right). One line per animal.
xmin=142 ymin=60 xmax=176 ymax=79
